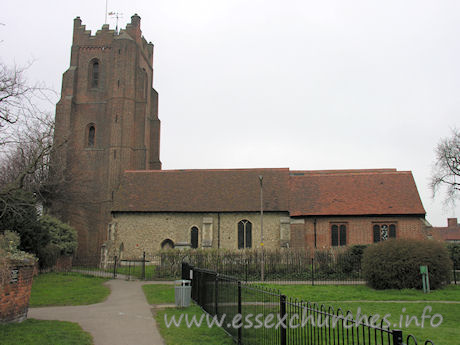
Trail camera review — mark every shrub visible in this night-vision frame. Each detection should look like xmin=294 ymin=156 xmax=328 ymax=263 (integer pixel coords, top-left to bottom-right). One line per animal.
xmin=339 ymin=245 xmax=367 ymax=273
xmin=446 ymin=243 xmax=460 ymax=268
xmin=362 ymin=239 xmax=452 ymax=290
xmin=39 ymin=215 xmax=77 ymax=256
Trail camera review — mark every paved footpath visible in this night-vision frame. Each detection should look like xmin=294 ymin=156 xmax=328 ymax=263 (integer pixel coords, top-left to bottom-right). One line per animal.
xmin=29 ymin=280 xmax=165 ymax=345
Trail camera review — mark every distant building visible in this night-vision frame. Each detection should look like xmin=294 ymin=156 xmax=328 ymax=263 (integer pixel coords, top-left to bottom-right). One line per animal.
xmin=52 ymin=15 xmax=430 ymax=261
xmin=432 ymin=218 xmax=460 ymax=243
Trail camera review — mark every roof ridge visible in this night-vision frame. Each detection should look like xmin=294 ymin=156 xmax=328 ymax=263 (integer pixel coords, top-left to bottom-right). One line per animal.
xmin=124 ymin=167 xmax=290 ymax=173
xmin=290 ymin=171 xmax=411 ymax=177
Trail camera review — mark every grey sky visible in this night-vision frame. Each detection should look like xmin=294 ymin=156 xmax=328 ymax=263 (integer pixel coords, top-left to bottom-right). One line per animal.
xmin=1 ymin=0 xmax=459 ymax=226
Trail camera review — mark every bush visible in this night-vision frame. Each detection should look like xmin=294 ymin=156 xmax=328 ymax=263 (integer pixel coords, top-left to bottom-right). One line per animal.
xmin=339 ymin=245 xmax=367 ymax=273
xmin=362 ymin=239 xmax=452 ymax=290
xmin=37 ymin=243 xmax=61 ymax=269
xmin=39 ymin=215 xmax=77 ymax=256
xmin=446 ymin=243 xmax=460 ymax=268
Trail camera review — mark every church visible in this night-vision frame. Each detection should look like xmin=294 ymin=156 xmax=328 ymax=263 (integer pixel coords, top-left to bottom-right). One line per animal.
xmin=53 ymin=15 xmax=429 ymax=261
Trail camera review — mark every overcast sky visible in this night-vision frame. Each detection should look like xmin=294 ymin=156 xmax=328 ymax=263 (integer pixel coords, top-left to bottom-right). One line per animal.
xmin=1 ymin=0 xmax=459 ymax=226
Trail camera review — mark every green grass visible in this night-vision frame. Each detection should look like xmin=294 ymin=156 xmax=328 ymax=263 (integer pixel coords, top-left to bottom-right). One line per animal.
xmin=142 ymin=284 xmax=175 ymax=304
xmin=155 ymin=305 xmax=233 ymax=345
xmin=268 ymin=284 xmax=460 ymax=345
xmin=261 ymin=284 xmax=460 ymax=302
xmin=30 ymin=272 xmax=110 ymax=307
xmin=0 ymin=319 xmax=92 ymax=345
xmin=143 ymin=281 xmax=460 ymax=344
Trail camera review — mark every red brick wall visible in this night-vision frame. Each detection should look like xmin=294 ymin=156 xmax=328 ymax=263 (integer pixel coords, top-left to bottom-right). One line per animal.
xmin=290 ymin=216 xmax=427 ymax=250
xmin=0 ymin=263 xmax=34 ymax=323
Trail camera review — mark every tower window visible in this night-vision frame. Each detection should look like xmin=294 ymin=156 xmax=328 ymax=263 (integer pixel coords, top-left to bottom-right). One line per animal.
xmin=87 ymin=124 xmax=96 ymax=147
xmin=89 ymin=59 xmax=100 ymax=88
xmin=237 ymin=220 xmax=252 ymax=249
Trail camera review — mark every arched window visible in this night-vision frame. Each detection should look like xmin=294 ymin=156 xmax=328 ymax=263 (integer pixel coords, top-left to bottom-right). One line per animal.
xmin=88 ymin=125 xmax=95 ymax=147
xmin=331 ymin=223 xmax=347 ymax=246
xmin=161 ymin=239 xmax=175 ymax=249
xmin=237 ymin=220 xmax=252 ymax=249
xmin=190 ymin=227 xmax=198 ymax=249
xmin=86 ymin=124 xmax=96 ymax=147
xmin=90 ymin=59 xmax=100 ymax=88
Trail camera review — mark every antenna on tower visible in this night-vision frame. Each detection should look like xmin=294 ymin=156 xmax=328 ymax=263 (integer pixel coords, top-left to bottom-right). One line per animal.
xmin=105 ymin=0 xmax=108 ymax=24
xmin=108 ymin=11 xmax=123 ymax=33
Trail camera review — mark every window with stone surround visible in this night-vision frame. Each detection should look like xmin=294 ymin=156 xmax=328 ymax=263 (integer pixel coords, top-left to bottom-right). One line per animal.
xmin=238 ymin=220 xmax=252 ymax=249
xmin=331 ymin=223 xmax=347 ymax=246
xmin=190 ymin=226 xmax=199 ymax=249
xmin=373 ymin=223 xmax=396 ymax=243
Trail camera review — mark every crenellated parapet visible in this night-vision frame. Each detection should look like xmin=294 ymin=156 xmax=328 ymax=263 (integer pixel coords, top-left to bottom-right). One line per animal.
xmin=71 ymin=14 xmax=153 ymax=63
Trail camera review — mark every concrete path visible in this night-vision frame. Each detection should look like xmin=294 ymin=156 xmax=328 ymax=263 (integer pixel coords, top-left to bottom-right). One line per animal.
xmin=29 ymin=280 xmax=165 ymax=345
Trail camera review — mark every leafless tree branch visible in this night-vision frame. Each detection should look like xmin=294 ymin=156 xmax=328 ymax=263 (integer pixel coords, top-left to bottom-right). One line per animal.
xmin=430 ymin=128 xmax=460 ymax=206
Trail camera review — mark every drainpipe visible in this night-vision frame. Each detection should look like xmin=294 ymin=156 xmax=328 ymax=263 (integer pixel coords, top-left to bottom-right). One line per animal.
xmin=217 ymin=213 xmax=221 ymax=249
xmin=314 ymin=218 xmax=317 ymax=249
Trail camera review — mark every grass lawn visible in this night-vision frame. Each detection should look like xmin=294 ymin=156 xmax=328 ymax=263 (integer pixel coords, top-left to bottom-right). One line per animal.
xmin=0 ymin=319 xmax=92 ymax=345
xmin=262 ymin=283 xmax=460 ymax=302
xmin=155 ymin=305 xmax=234 ymax=345
xmin=142 ymin=284 xmax=175 ymax=304
xmin=145 ymin=281 xmax=460 ymax=345
xmin=144 ymin=284 xmax=232 ymax=344
xmin=30 ymin=272 xmax=110 ymax=307
xmin=268 ymin=284 xmax=460 ymax=345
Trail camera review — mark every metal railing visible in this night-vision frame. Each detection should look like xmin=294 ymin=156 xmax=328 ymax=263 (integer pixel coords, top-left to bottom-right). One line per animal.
xmin=183 ymin=263 xmax=436 ymax=345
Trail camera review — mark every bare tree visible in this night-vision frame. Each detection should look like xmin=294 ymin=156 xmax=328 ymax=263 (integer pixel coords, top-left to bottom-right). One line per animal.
xmin=0 ymin=62 xmax=52 ymax=146
xmin=0 ymin=62 xmax=64 ymax=218
xmin=430 ymin=128 xmax=460 ymax=205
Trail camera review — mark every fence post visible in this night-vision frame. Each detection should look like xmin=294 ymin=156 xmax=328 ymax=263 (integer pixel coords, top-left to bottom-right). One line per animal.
xmin=113 ymin=256 xmax=117 ymax=278
xmin=280 ymin=295 xmax=287 ymax=345
xmin=392 ymin=329 xmax=403 ymax=345
xmin=454 ymin=266 xmax=457 ymax=285
xmin=238 ymin=281 xmax=242 ymax=345
xmin=181 ymin=262 xmax=187 ymax=280
xmin=311 ymin=258 xmax=315 ymax=286
xmin=215 ymin=273 xmax=219 ymax=316
xmin=142 ymin=251 xmax=146 ymax=280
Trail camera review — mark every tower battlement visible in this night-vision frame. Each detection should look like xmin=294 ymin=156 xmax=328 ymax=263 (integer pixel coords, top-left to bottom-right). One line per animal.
xmin=72 ymin=14 xmax=153 ymax=62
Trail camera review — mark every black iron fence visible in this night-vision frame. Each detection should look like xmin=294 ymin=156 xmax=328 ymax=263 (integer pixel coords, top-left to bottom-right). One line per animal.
xmin=183 ymin=263 xmax=436 ymax=345
xmin=159 ymin=249 xmax=365 ymax=284
xmin=54 ymin=250 xmax=459 ymax=287
xmin=453 ymin=265 xmax=459 ymax=285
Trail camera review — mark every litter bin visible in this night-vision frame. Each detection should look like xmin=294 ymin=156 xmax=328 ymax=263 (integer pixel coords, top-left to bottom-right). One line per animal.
xmin=174 ymin=280 xmax=191 ymax=307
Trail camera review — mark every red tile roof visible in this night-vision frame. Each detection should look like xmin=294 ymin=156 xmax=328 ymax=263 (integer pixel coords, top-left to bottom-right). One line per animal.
xmin=112 ymin=168 xmax=426 ymax=216
xmin=289 ymin=170 xmax=426 ymax=216
xmin=432 ymin=218 xmax=460 ymax=241
xmin=112 ymin=168 xmax=290 ymax=212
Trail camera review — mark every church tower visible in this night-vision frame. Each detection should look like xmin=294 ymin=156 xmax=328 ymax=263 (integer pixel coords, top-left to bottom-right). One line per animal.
xmin=53 ymin=14 xmax=161 ymax=260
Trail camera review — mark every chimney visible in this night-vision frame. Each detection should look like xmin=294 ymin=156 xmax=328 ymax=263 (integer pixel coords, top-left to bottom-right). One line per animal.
xmin=447 ymin=218 xmax=458 ymax=228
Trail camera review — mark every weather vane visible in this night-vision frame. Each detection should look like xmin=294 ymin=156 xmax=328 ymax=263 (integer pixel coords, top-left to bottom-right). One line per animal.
xmin=108 ymin=11 xmax=123 ymax=33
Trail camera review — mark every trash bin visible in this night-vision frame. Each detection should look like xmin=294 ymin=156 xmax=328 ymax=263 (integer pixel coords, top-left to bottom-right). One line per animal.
xmin=174 ymin=280 xmax=191 ymax=307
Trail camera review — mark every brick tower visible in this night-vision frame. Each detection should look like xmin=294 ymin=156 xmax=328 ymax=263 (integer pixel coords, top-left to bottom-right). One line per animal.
xmin=53 ymin=14 xmax=161 ymax=260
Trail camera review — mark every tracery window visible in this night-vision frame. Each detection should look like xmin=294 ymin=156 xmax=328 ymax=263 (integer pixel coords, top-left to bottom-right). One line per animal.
xmin=237 ymin=220 xmax=252 ymax=249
